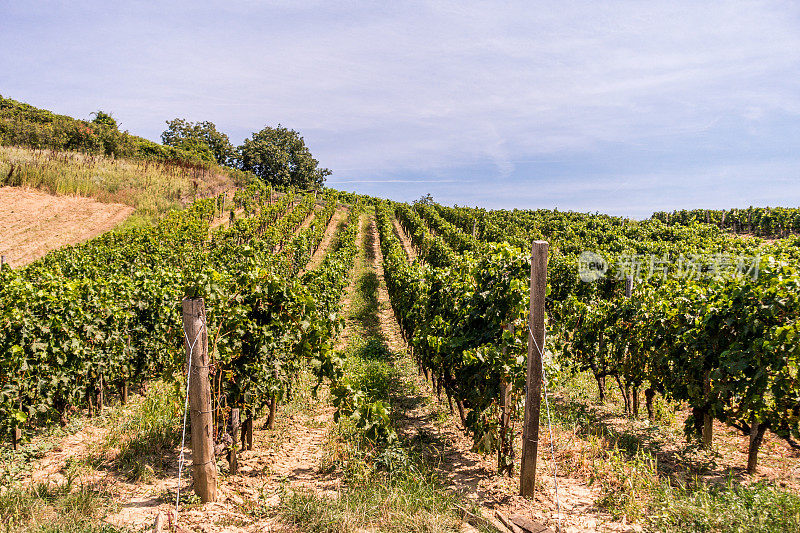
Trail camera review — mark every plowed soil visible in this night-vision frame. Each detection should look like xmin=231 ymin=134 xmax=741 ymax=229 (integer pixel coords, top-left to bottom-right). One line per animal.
xmin=0 ymin=186 xmax=132 ymax=267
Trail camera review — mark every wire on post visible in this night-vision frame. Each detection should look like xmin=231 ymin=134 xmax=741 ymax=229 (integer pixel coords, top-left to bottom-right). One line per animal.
xmin=528 ymin=322 xmax=561 ymax=530
xmin=176 ymin=317 xmax=205 ymax=516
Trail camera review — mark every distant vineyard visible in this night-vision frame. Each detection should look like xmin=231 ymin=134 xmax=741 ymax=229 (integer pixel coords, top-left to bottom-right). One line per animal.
xmin=652 ymin=206 xmax=800 ymax=237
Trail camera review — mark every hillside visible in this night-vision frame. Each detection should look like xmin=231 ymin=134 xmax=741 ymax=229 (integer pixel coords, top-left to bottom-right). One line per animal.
xmin=0 ymin=95 xmax=206 ymax=164
xmin=0 ymin=145 xmax=242 ymax=224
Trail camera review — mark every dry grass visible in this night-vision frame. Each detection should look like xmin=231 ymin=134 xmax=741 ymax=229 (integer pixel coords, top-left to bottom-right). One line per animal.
xmin=0 ymin=145 xmax=240 ymax=224
xmin=529 ymin=371 xmax=800 ymax=529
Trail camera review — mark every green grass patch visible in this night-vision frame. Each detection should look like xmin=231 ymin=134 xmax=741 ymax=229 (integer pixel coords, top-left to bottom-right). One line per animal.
xmin=101 ymin=381 xmax=182 ymax=482
xmin=279 ymin=467 xmax=470 ymax=533
xmin=0 ymin=481 xmax=125 ymax=533
xmin=647 ymin=480 xmax=800 ymax=532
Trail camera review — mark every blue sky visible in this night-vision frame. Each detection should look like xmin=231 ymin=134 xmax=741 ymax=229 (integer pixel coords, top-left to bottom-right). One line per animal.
xmin=2 ymin=1 xmax=799 ymax=217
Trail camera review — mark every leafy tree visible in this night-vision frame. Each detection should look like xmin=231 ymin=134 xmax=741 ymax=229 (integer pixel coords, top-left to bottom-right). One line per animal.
xmin=91 ymin=110 xmax=118 ymax=130
xmin=161 ymin=118 xmax=234 ymax=166
xmin=238 ymin=125 xmax=330 ymax=189
xmin=415 ymin=193 xmax=435 ymax=205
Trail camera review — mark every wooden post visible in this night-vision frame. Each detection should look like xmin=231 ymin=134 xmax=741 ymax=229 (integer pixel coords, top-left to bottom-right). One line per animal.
xmin=228 ymin=408 xmax=240 ymax=474
xmin=624 ymin=276 xmax=636 ymax=417
xmin=120 ymin=381 xmax=128 ymax=405
xmin=702 ymin=370 xmax=713 ymax=448
xmin=266 ymin=394 xmax=277 ymax=430
xmin=241 ymin=410 xmax=253 ymax=451
xmin=246 ymin=414 xmax=253 ymax=450
xmin=645 ymin=388 xmax=656 ymax=422
xmin=499 ymin=324 xmax=514 ymax=475
xmin=456 ymin=400 xmax=467 ymax=426
xmin=747 ymin=420 xmax=766 ymax=474
xmin=98 ymin=374 xmax=104 ymax=413
xmin=12 ymin=426 xmax=21 ymax=451
xmin=182 ymin=297 xmax=217 ymax=502
xmin=520 ymin=241 xmax=548 ymax=497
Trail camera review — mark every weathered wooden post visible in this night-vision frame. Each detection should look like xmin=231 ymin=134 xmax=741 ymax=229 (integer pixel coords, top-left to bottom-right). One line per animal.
xmin=702 ymin=370 xmax=713 ymax=448
xmin=97 ymin=374 xmax=104 ymax=413
xmin=12 ymin=424 xmax=21 ymax=451
xmin=498 ymin=324 xmax=514 ymax=475
xmin=242 ymin=409 xmax=254 ymax=450
xmin=520 ymin=241 xmax=548 ymax=497
xmin=747 ymin=420 xmax=766 ymax=474
xmin=228 ymin=408 xmax=240 ymax=474
xmin=625 ymin=275 xmax=639 ymax=417
xmin=182 ymin=297 xmax=217 ymax=502
xmin=119 ymin=380 xmax=128 ymax=405
xmin=266 ymin=394 xmax=278 ymax=430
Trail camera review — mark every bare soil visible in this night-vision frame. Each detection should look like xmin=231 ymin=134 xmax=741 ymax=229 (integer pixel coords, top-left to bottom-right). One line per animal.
xmin=304 ymin=207 xmax=349 ymax=272
xmin=565 ymin=389 xmax=800 ymax=489
xmin=391 ymin=214 xmax=417 ymax=262
xmin=0 ymin=186 xmax=133 ymax=267
xmin=296 ymin=203 xmax=322 ymax=233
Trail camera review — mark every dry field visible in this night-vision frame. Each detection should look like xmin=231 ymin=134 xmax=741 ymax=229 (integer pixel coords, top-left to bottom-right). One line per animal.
xmin=0 ymin=186 xmax=132 ymax=267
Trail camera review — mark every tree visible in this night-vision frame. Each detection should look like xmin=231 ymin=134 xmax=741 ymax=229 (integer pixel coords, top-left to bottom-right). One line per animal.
xmin=91 ymin=111 xmax=118 ymax=130
xmin=238 ymin=125 xmax=330 ymax=189
xmin=415 ymin=193 xmax=435 ymax=205
xmin=161 ymin=119 xmax=234 ymax=166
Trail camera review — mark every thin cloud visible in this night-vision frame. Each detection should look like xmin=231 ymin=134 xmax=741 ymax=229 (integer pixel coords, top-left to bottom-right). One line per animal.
xmin=329 ymin=179 xmax=462 ymax=184
xmin=1 ymin=1 xmax=799 ymax=214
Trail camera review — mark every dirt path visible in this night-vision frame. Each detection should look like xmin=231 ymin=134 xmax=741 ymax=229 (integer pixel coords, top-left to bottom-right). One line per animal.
xmin=368 ymin=218 xmax=409 ymax=353
xmin=173 ymin=216 xmax=370 ymax=531
xmin=0 ymin=186 xmax=133 ymax=267
xmin=369 ymin=220 xmax=493 ymax=488
xmin=304 ymin=206 xmax=349 ymax=272
xmin=23 ymin=424 xmax=109 ymax=486
xmin=369 ymin=219 xmax=635 ymax=533
xmin=210 ymin=208 xmax=242 ymax=229
xmin=331 ymin=213 xmax=368 ymax=352
xmin=392 ymin=214 xmax=417 ymax=262
xmin=266 ymin=406 xmax=338 ymax=495
xmin=295 ymin=203 xmax=322 ymax=234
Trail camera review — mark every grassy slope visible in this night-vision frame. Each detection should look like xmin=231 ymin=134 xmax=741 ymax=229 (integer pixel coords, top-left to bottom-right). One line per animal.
xmin=0 ymin=145 xmax=242 ymax=226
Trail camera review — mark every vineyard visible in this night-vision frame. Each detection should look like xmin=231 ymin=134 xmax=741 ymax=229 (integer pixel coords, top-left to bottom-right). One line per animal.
xmin=0 ymin=173 xmax=799 ymax=532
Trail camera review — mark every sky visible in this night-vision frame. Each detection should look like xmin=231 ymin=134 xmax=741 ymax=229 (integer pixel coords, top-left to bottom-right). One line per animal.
xmin=2 ymin=0 xmax=799 ymax=217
